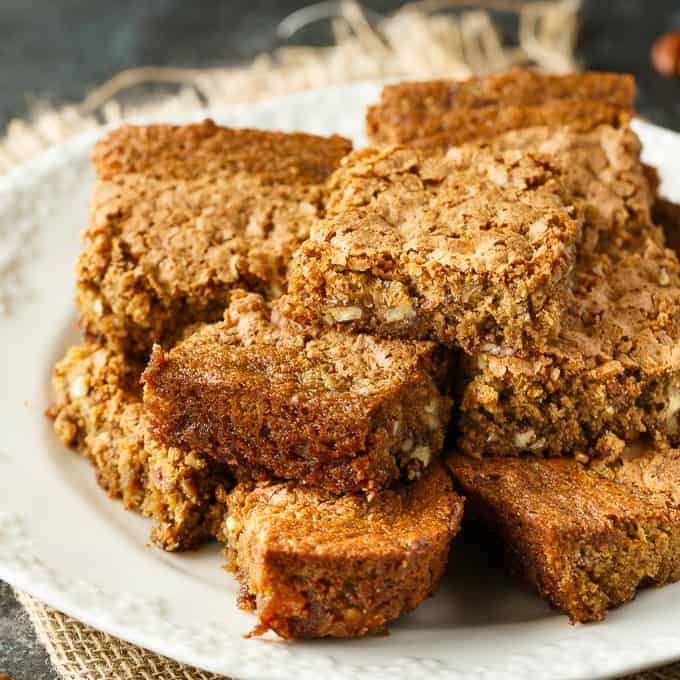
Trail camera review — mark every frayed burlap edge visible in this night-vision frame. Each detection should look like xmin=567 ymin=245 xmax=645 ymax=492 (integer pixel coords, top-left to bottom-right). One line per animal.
xmin=9 ymin=1 xmax=680 ymax=679
xmin=0 ymin=0 xmax=582 ymax=174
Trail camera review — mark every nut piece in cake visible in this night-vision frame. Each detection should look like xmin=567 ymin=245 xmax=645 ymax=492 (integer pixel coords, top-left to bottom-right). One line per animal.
xmin=47 ymin=343 xmax=230 ymax=550
xmin=447 ymin=452 xmax=680 ymax=623
xmin=142 ymin=291 xmax=453 ymax=494
xmin=282 ymin=144 xmax=582 ymax=354
xmin=223 ymin=460 xmax=463 ymax=638
xmin=366 ymin=69 xmax=634 ymax=149
xmin=456 ymin=239 xmax=680 ymax=458
xmin=77 ymin=120 xmax=352 ymax=357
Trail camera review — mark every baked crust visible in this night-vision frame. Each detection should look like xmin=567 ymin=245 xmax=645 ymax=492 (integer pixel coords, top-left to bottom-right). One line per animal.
xmin=47 ymin=343 xmax=230 ymax=550
xmin=447 ymin=452 xmax=680 ymax=623
xmin=143 ymin=291 xmax=453 ymax=494
xmin=223 ymin=461 xmax=463 ymax=638
xmin=77 ymin=120 xmax=352 ymax=358
xmin=92 ymin=121 xmax=352 ymax=185
xmin=368 ymin=70 xmax=659 ymax=253
xmin=283 ymin=144 xmax=582 ymax=354
xmin=366 ymin=69 xmax=634 ymax=149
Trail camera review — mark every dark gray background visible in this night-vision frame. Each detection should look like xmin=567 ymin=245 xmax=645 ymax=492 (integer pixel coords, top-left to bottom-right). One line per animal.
xmin=2 ymin=1 xmax=680 ymax=678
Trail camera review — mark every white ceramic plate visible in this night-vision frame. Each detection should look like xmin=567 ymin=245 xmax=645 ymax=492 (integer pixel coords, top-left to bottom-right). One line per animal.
xmin=2 ymin=82 xmax=680 ymax=680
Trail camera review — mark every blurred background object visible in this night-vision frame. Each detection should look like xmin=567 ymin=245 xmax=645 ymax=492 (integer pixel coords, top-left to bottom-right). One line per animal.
xmin=652 ymin=31 xmax=680 ymax=78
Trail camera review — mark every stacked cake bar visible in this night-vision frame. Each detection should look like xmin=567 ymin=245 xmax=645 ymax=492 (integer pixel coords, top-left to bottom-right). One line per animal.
xmin=49 ymin=69 xmax=680 ymax=637
xmin=367 ymin=69 xmax=680 ymax=621
xmin=49 ymin=120 xmax=463 ymax=638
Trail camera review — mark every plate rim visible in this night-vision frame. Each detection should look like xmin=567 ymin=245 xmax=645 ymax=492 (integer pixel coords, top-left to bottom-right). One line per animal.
xmin=2 ymin=80 xmax=680 ymax=680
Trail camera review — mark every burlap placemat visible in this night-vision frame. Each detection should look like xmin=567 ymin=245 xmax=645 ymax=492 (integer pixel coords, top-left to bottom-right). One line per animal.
xmin=15 ymin=592 xmax=224 ymax=680
xmin=6 ymin=1 xmax=680 ymax=678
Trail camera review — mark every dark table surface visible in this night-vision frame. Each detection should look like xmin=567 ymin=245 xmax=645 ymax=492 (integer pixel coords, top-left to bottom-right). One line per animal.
xmin=2 ymin=1 xmax=680 ymax=678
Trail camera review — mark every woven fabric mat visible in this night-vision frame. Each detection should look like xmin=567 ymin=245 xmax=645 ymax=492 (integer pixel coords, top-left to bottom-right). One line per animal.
xmin=15 ymin=592 xmax=224 ymax=680
xmin=6 ymin=2 xmax=680 ymax=678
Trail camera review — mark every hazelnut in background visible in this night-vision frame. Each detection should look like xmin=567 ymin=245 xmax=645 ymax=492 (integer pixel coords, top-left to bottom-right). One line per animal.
xmin=652 ymin=31 xmax=680 ymax=77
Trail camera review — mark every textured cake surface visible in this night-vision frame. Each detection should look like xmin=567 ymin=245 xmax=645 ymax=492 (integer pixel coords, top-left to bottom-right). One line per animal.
xmin=457 ymin=236 xmax=680 ymax=459
xmin=366 ymin=69 xmax=634 ymax=150
xmin=448 ymin=451 xmax=680 ymax=623
xmin=283 ymin=144 xmax=582 ymax=354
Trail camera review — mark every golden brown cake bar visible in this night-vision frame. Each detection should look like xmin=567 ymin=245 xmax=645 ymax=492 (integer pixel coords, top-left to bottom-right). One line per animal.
xmin=456 ymin=237 xmax=680 ymax=459
xmin=143 ymin=291 xmax=453 ymax=494
xmin=447 ymin=452 xmax=680 ymax=623
xmin=77 ymin=120 xmax=352 ymax=358
xmin=383 ymin=73 xmax=680 ymax=458
xmin=282 ymin=144 xmax=582 ymax=354
xmin=222 ymin=460 xmax=463 ymax=638
xmin=48 ymin=343 xmax=230 ymax=550
xmin=366 ymin=69 xmax=634 ymax=150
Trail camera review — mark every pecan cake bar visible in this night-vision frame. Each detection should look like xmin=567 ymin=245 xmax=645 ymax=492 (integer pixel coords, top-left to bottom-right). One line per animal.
xmin=48 ymin=343 xmax=230 ymax=550
xmin=222 ymin=460 xmax=463 ymax=638
xmin=456 ymin=237 xmax=680 ymax=459
xmin=447 ymin=451 xmax=680 ymax=623
xmin=366 ymin=69 xmax=634 ymax=150
xmin=77 ymin=120 xmax=352 ymax=357
xmin=370 ymin=72 xmax=680 ymax=457
xmin=367 ymin=71 xmax=658 ymax=253
xmin=143 ymin=291 xmax=453 ymax=494
xmin=282 ymin=145 xmax=582 ymax=354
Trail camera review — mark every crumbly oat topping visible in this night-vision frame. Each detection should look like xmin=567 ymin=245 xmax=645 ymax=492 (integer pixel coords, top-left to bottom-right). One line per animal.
xmin=478 ymin=123 xmax=659 ymax=251
xmin=366 ymin=71 xmax=654 ymax=254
